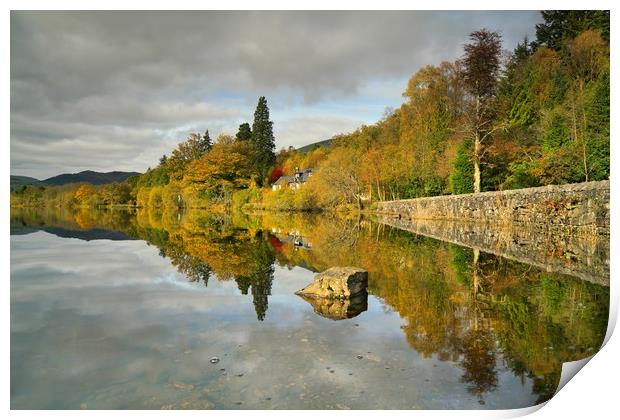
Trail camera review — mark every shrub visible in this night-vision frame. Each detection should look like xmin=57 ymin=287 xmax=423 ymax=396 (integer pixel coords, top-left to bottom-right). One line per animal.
xmin=232 ymin=187 xmax=263 ymax=210
xmin=450 ymin=140 xmax=474 ymax=194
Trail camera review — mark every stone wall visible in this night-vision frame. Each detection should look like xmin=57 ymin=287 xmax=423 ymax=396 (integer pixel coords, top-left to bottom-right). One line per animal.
xmin=376 ymin=180 xmax=610 ymax=237
xmin=375 ymin=180 xmax=610 ymax=286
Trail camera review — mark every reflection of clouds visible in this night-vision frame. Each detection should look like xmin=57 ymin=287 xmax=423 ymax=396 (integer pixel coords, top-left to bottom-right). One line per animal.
xmin=11 ymin=232 xmax=538 ymax=409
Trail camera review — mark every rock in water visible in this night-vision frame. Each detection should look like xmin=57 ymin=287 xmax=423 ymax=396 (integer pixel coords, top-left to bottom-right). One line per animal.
xmin=297 ymin=292 xmax=368 ymax=320
xmin=295 ymin=267 xmax=368 ymax=299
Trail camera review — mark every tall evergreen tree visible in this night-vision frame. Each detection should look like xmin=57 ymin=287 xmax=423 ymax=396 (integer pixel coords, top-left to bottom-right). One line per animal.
xmin=236 ymin=122 xmax=252 ymax=141
xmin=200 ymin=130 xmax=213 ymax=153
xmin=251 ymin=96 xmax=276 ymax=182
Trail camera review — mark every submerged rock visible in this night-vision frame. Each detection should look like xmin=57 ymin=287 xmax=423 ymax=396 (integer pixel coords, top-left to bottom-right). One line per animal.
xmin=295 ymin=267 xmax=368 ymax=299
xmin=295 ymin=267 xmax=368 ymax=320
xmin=297 ymin=292 xmax=368 ymax=320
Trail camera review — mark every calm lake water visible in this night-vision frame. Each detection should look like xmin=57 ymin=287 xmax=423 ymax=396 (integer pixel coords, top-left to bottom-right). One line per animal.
xmin=10 ymin=208 xmax=609 ymax=409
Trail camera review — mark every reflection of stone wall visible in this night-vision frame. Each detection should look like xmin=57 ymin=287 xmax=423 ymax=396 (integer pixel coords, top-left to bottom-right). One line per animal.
xmin=377 ymin=217 xmax=609 ymax=286
xmin=377 ymin=181 xmax=609 ymax=236
xmin=376 ymin=181 xmax=610 ymax=286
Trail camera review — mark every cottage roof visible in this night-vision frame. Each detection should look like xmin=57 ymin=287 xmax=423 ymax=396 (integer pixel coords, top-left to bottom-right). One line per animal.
xmin=273 ymin=175 xmax=295 ymax=185
xmin=274 ymin=168 xmax=313 ymax=185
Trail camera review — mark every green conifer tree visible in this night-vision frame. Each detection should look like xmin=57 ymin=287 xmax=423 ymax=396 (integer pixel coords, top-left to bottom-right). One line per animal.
xmin=236 ymin=123 xmax=252 ymax=141
xmin=251 ymin=96 xmax=276 ymax=183
xmin=200 ymin=130 xmax=213 ymax=153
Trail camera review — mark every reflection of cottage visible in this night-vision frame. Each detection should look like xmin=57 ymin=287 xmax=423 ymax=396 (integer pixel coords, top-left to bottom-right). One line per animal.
xmin=272 ymin=168 xmax=313 ymax=191
xmin=273 ymin=230 xmax=313 ymax=250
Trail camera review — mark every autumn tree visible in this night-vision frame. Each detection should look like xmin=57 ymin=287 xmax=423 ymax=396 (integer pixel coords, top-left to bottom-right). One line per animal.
xmin=460 ymin=29 xmax=503 ymax=193
xmin=309 ymin=147 xmax=365 ymax=210
xmin=173 ymin=133 xmax=208 ymax=162
xmin=167 ymin=132 xmax=213 ymax=179
xmin=74 ymin=184 xmax=97 ymax=205
xmin=215 ymin=133 xmax=236 ymax=145
xmin=100 ymin=182 xmax=132 ymax=204
xmin=251 ymin=96 xmax=276 ymax=183
xmin=182 ymin=140 xmax=259 ymax=203
xmin=401 ymin=62 xmax=465 ymax=196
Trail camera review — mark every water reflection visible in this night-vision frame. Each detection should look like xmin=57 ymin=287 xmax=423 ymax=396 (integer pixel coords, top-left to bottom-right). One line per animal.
xmin=378 ymin=216 xmax=610 ymax=286
xmin=10 ymin=207 xmax=609 ymax=409
xmin=298 ymin=292 xmax=369 ymax=320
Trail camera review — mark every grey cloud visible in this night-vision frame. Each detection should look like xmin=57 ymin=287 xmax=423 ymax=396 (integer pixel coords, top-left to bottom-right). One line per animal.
xmin=275 ymin=116 xmax=366 ymax=150
xmin=11 ymin=11 xmax=541 ymax=178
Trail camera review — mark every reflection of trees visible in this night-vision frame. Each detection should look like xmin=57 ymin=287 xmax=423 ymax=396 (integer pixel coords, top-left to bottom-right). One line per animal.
xmin=121 ymin=210 xmax=278 ymax=321
xmin=160 ymin=241 xmax=212 ymax=287
xmin=233 ymin=231 xmax=276 ymax=321
xmin=455 ymin=249 xmax=499 ymax=404
xmin=459 ymin=329 xmax=498 ymax=404
xmin=268 ymin=218 xmax=607 ymax=404
xmin=11 ymin=207 xmax=610 ymax=404
xmin=236 ymin=266 xmax=274 ymax=321
xmin=167 ymin=226 xmax=277 ymax=321
xmin=11 ymin=206 xmax=139 ymax=235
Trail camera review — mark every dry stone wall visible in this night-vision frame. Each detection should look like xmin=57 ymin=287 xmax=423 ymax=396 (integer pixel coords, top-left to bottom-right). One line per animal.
xmin=376 ymin=181 xmax=610 ymax=237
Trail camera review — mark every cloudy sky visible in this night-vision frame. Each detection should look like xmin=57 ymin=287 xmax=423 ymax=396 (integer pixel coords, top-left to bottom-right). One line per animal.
xmin=11 ymin=11 xmax=542 ymax=179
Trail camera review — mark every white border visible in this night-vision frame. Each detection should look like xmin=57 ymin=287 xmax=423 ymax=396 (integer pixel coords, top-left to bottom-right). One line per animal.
xmin=4 ymin=1 xmax=618 ymax=419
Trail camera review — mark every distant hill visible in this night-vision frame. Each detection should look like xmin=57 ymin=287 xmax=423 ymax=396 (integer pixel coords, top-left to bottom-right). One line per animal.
xmin=296 ymin=139 xmax=333 ymax=153
xmin=10 ymin=175 xmax=41 ymax=191
xmin=42 ymin=170 xmax=141 ymax=186
xmin=11 ymin=171 xmax=141 ymax=189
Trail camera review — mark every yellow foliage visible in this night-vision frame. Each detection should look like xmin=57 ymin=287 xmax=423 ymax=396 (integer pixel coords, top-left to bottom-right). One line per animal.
xmin=74 ymin=209 xmax=96 ymax=229
xmin=136 ymin=187 xmax=151 ymax=208
xmin=74 ymin=184 xmax=96 ymax=204
xmin=148 ymin=186 xmax=163 ymax=208
xmin=161 ymin=183 xmax=183 ymax=209
xmin=183 ymin=140 xmax=257 ymax=192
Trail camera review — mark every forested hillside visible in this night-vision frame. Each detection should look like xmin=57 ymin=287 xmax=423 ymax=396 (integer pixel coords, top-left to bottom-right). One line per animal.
xmin=10 ymin=175 xmax=40 ymax=191
xmin=285 ymin=10 xmax=609 ymax=203
xmin=43 ymin=170 xmax=141 ymax=186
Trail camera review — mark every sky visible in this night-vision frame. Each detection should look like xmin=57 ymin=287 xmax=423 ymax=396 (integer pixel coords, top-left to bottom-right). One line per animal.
xmin=11 ymin=10 xmax=542 ymax=179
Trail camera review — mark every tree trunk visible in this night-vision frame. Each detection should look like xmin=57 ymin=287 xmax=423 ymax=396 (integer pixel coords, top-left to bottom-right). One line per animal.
xmin=579 ymin=80 xmax=589 ymax=182
xmin=472 ymin=247 xmax=481 ymax=331
xmin=473 ymin=248 xmax=480 ymax=294
xmin=473 ymin=95 xmax=482 ymax=194
xmin=582 ymin=138 xmax=589 ymax=182
xmin=473 ymin=132 xmax=482 ymax=194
